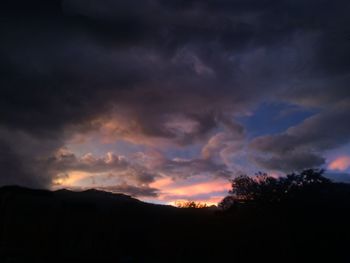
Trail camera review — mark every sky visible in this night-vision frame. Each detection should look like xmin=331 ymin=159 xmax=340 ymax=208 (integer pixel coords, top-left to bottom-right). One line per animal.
xmin=1 ymin=0 xmax=350 ymax=205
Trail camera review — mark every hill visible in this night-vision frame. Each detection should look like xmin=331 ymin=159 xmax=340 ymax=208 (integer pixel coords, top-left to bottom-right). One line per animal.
xmin=1 ymin=184 xmax=350 ymax=262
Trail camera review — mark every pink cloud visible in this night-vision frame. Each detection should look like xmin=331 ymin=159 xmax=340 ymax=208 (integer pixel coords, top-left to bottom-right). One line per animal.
xmin=328 ymin=156 xmax=350 ymax=171
xmin=150 ymin=176 xmax=231 ymax=205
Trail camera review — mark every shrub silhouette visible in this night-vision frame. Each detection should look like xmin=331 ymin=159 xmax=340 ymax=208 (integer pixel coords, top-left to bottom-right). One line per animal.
xmin=219 ymin=168 xmax=331 ymax=210
xmin=175 ymin=200 xmax=208 ymax=208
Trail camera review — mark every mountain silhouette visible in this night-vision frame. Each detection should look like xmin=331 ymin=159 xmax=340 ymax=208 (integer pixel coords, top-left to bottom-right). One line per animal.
xmin=1 ymin=183 xmax=350 ymax=263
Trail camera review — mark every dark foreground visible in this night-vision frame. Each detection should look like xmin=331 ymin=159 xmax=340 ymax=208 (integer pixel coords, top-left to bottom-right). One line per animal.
xmin=1 ymin=185 xmax=350 ymax=263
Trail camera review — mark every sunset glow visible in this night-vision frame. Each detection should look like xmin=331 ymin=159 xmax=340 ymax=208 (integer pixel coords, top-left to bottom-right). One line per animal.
xmin=329 ymin=156 xmax=350 ymax=171
xmin=149 ymin=177 xmax=231 ymax=204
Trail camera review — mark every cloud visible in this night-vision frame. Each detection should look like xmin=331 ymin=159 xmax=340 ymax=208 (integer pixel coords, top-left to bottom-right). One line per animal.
xmin=250 ymin=105 xmax=350 ymax=172
xmin=49 ymin=149 xmax=160 ymax=188
xmin=98 ymin=183 xmax=159 ymax=197
xmin=159 ymin=157 xmax=232 ymax=179
xmin=5 ymin=0 xmax=348 ymax=138
xmin=201 ymin=131 xmax=244 ymax=161
xmin=0 ymin=128 xmax=62 ymax=188
xmin=251 ymin=151 xmax=325 ymax=172
xmin=328 ymin=156 xmax=350 ymax=171
xmin=50 ymin=149 xmax=129 ymax=174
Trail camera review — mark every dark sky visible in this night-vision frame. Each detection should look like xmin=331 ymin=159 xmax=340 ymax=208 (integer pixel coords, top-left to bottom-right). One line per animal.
xmin=1 ymin=0 xmax=350 ymax=204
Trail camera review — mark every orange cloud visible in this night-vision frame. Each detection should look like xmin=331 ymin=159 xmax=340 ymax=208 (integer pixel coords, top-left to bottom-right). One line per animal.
xmin=52 ymin=171 xmax=91 ymax=188
xmin=150 ymin=176 xmax=173 ymax=189
xmin=328 ymin=156 xmax=350 ymax=171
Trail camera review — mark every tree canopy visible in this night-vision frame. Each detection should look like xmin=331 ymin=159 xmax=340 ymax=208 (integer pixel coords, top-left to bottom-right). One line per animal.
xmin=219 ymin=169 xmax=332 ymax=210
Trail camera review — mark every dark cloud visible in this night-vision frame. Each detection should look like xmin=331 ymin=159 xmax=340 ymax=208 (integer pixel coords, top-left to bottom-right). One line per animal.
xmin=160 ymin=158 xmax=232 ymax=179
xmin=3 ymin=0 xmax=348 ymax=134
xmin=48 ymin=149 xmax=159 ymax=186
xmin=251 ymin=151 xmax=325 ymax=172
xmin=0 ymin=142 xmax=38 ymax=187
xmin=98 ymin=183 xmax=159 ymax=197
xmin=0 ymin=129 xmax=62 ymax=187
xmin=49 ymin=150 xmax=129 ymax=174
xmin=1 ymin=0 xmax=350 ymax=188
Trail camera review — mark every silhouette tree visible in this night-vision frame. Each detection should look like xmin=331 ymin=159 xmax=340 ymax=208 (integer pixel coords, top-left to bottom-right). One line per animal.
xmin=219 ymin=169 xmax=331 ymax=210
xmin=175 ymin=201 xmax=208 ymax=208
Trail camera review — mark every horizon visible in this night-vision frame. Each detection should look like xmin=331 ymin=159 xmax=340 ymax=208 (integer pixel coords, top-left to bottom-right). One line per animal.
xmin=2 ymin=168 xmax=349 ymax=206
